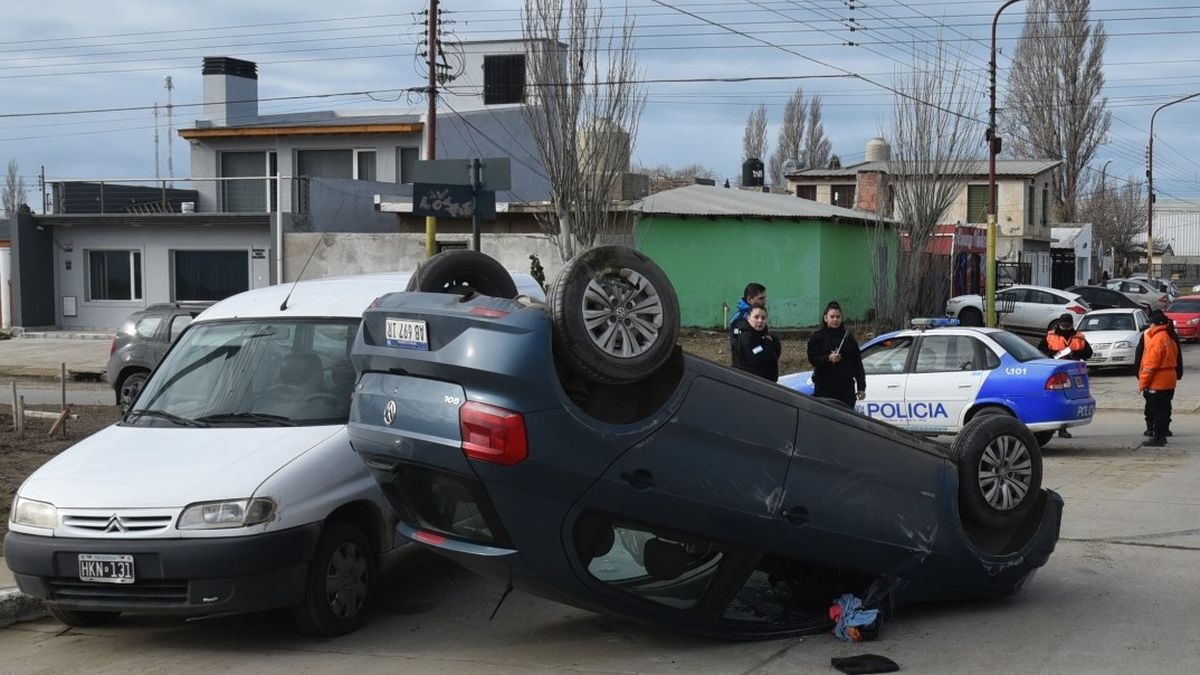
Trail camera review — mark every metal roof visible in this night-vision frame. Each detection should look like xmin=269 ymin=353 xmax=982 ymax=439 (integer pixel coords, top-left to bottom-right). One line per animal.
xmin=790 ymin=159 xmax=1062 ymax=179
xmin=633 ymin=184 xmax=882 ymax=221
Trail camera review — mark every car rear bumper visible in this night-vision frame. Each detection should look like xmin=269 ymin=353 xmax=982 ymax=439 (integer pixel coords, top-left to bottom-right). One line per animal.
xmin=3 ymin=524 xmax=321 ymax=616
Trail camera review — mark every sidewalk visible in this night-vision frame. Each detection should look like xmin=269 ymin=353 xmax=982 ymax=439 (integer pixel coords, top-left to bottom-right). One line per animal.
xmin=0 ymin=337 xmax=111 ymax=380
xmin=0 ymin=557 xmax=45 ymax=628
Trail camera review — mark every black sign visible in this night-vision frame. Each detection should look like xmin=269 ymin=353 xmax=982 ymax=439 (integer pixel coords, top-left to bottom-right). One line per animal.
xmin=412 ymin=183 xmax=496 ymax=220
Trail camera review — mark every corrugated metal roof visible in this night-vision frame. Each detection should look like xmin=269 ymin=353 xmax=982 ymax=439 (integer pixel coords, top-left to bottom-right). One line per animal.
xmin=633 ymin=184 xmax=881 ymax=221
xmin=790 ymin=159 xmax=1062 ymax=178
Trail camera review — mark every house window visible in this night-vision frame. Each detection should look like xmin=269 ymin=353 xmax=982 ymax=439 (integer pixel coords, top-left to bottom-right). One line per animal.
xmin=88 ymin=250 xmax=142 ymax=301
xmin=354 ymin=150 xmax=377 ymax=181
xmin=1027 ymin=184 xmax=1035 ymax=227
xmin=966 ymin=184 xmax=989 ymax=224
xmin=831 ymin=184 xmax=856 ymax=209
xmin=220 ymin=151 xmax=275 ymax=212
xmin=436 ymin=241 xmax=469 ymax=253
xmin=397 ymin=146 xmax=420 ymax=184
xmin=172 ymin=250 xmax=249 ymax=302
xmin=1041 ymin=185 xmax=1049 ymax=226
xmin=795 ymin=185 xmax=817 ymax=200
xmin=297 ymin=149 xmax=353 ymax=179
xmin=483 ymin=54 xmax=526 ymax=105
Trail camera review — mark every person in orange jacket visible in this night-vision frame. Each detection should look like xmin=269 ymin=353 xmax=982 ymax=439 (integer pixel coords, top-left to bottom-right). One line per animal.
xmin=1037 ymin=313 xmax=1093 ymax=438
xmin=1138 ymin=311 xmax=1181 ymax=447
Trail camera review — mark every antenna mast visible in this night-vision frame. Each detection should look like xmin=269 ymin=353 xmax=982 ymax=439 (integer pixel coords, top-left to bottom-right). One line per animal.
xmin=153 ymin=102 xmax=161 ymax=180
xmin=164 ymin=75 xmax=175 ymax=186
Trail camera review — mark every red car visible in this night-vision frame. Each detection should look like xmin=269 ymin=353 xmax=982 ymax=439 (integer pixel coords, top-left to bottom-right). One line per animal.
xmin=1165 ymin=295 xmax=1200 ymax=341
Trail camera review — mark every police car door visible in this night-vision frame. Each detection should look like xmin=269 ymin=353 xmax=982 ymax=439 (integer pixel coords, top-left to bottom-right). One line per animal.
xmin=903 ymin=333 xmax=987 ymax=433
xmin=856 ymin=335 xmax=914 ymax=429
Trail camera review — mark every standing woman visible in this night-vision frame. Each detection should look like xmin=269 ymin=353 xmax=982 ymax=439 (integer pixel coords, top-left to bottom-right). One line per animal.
xmin=807 ymin=301 xmax=866 ymax=407
xmin=732 ymin=305 xmax=782 ymax=382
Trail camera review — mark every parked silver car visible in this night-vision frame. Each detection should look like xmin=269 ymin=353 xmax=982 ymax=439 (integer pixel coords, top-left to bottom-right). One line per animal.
xmin=1105 ymin=278 xmax=1172 ymax=311
xmin=105 ymin=303 xmax=211 ymax=407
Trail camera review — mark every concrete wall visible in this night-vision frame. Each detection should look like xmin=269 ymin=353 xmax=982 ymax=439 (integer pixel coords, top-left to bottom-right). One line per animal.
xmin=440 ymin=41 xmax=529 ymax=111
xmin=634 ymin=216 xmax=889 ymax=328
xmin=283 ymin=232 xmax=561 ymax=286
xmin=51 ymin=222 xmax=271 ymax=329
xmin=11 ymin=212 xmax=56 ymax=328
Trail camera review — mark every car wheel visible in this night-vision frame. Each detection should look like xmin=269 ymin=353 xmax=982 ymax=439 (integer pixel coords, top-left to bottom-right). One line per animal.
xmin=970 ymin=405 xmax=1011 ymax=420
xmin=952 ymin=415 xmax=1043 ymax=530
xmin=405 ymin=249 xmax=518 ymax=299
xmin=550 ymin=246 xmax=680 ymax=384
xmin=958 ymin=307 xmax=983 ymax=327
xmin=47 ymin=606 xmax=120 ymax=627
xmin=291 ymin=521 xmax=377 ymax=637
xmin=117 ymin=370 xmax=149 ymax=410
xmin=1033 ymin=430 xmax=1054 ymax=447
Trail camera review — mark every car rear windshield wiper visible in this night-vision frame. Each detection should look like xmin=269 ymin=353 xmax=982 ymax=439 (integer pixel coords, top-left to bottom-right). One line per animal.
xmin=125 ymin=409 xmax=209 ymax=428
xmin=194 ymin=412 xmax=297 ymax=427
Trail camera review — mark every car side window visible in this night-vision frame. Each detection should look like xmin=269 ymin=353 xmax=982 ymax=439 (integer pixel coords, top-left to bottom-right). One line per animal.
xmin=1026 ymin=290 xmax=1057 ymax=304
xmin=913 ymin=335 xmax=981 ymax=373
xmin=134 ymin=315 xmax=164 ymax=340
xmin=860 ymin=336 xmax=913 ymax=375
xmin=998 ymin=288 xmax=1026 ymax=303
xmin=168 ymin=315 xmax=193 ymax=342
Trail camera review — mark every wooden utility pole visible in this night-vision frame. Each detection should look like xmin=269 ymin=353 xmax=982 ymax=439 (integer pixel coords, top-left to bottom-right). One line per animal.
xmin=424 ymin=0 xmax=439 ymax=258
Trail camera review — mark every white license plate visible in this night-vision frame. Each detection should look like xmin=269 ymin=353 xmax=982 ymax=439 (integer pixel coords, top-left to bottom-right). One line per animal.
xmin=78 ymin=553 xmax=135 ymax=584
xmin=385 ymin=318 xmax=428 ymax=350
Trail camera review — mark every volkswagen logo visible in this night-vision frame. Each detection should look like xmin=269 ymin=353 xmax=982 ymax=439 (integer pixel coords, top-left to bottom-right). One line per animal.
xmin=383 ymin=400 xmax=397 ymax=426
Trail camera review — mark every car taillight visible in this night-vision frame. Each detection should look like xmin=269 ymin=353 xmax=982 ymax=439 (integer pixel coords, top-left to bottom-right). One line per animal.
xmin=460 ymin=401 xmax=527 ymax=465
xmin=1045 ymin=372 xmax=1072 ymax=390
xmin=1066 ymin=304 xmax=1086 ymax=314
xmin=109 ymin=337 xmax=117 ymax=357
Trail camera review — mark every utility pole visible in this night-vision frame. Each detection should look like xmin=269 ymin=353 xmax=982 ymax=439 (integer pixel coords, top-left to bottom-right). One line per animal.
xmin=1147 ymin=91 xmax=1200 ymax=277
xmin=153 ymin=102 xmax=161 ymax=180
xmin=164 ymin=75 xmax=175 ymax=186
xmin=987 ymin=0 xmax=1024 ymax=327
xmin=424 ymin=0 xmax=439 ymax=258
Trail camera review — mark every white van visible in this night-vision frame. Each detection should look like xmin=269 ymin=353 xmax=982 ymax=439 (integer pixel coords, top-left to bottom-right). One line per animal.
xmin=4 ymin=271 xmax=544 ymax=635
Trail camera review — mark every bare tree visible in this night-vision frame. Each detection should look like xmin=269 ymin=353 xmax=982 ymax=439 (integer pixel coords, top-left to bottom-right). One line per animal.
xmin=3 ymin=159 xmax=27 ymax=217
xmin=632 ymin=162 xmax=718 ymax=182
xmin=872 ymin=44 xmax=982 ymax=325
xmin=1082 ymin=172 xmax=1145 ymax=272
xmin=742 ymin=104 xmax=768 ymax=164
xmin=769 ymin=90 xmax=807 ymax=186
xmin=1002 ymin=0 xmax=1110 ymax=223
xmin=522 ymin=0 xmax=645 ymax=262
xmin=802 ymin=95 xmax=833 ymax=171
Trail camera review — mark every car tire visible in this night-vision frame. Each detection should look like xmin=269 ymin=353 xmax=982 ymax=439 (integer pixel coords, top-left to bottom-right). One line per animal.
xmin=958 ymin=307 xmax=983 ymax=327
xmin=405 ymin=249 xmax=518 ymax=299
xmin=1033 ymin=430 xmax=1054 ymax=447
xmin=952 ymin=415 xmax=1043 ymax=530
xmin=116 ymin=370 xmax=149 ymax=410
xmin=970 ymin=405 xmax=1011 ymax=420
xmin=47 ymin=606 xmax=120 ymax=627
xmin=291 ymin=521 xmax=377 ymax=637
xmin=550 ymin=246 xmax=680 ymax=384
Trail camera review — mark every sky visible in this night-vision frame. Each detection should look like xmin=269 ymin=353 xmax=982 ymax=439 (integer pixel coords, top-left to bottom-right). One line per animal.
xmin=4 ymin=0 xmax=1200 ymax=211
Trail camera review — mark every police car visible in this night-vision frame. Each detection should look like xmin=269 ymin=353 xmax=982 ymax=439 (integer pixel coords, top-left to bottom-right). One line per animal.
xmin=779 ymin=319 xmax=1095 ymax=446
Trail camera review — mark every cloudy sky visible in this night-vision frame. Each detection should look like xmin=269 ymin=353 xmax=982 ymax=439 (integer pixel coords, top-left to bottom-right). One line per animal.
xmin=4 ymin=0 xmax=1200 ymax=209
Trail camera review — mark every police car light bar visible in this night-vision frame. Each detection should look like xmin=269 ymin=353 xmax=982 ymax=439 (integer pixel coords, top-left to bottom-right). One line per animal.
xmin=911 ymin=318 xmax=960 ymax=329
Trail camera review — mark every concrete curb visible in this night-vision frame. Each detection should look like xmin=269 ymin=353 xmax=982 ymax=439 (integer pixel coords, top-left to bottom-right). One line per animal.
xmin=0 ymin=588 xmax=47 ymax=629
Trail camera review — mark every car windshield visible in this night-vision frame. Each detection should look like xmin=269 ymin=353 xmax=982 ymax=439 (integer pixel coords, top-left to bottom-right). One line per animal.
xmin=1167 ymin=299 xmax=1200 ymax=313
xmin=1081 ymin=314 xmax=1134 ymax=332
xmin=988 ymin=330 xmax=1045 ymax=362
xmin=127 ymin=319 xmax=358 ymax=428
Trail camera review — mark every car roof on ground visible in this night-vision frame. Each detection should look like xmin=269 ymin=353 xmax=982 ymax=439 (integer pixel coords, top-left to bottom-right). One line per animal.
xmin=1083 ymin=308 xmax=1141 ymax=315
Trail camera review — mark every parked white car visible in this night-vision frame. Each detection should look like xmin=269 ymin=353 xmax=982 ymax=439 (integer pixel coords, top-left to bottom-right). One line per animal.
xmin=1077 ymin=308 xmax=1148 ymax=369
xmin=1106 ymin=278 xmax=1172 ymax=311
xmin=4 ymin=271 xmax=545 ymax=635
xmin=945 ymin=285 xmax=1089 ymax=334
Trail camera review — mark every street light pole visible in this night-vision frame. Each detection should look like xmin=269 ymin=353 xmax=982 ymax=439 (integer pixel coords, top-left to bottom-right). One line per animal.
xmin=1147 ymin=91 xmax=1200 ymax=277
xmin=987 ymin=0 xmax=1024 ymax=327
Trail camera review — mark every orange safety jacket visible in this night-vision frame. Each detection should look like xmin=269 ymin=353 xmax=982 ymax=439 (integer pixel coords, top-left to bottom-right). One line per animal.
xmin=1139 ymin=324 xmax=1180 ymax=391
xmin=1045 ymin=331 xmax=1088 ymax=355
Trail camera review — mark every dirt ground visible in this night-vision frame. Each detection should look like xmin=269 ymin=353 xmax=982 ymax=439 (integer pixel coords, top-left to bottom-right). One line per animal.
xmin=680 ymin=327 xmax=817 ymax=375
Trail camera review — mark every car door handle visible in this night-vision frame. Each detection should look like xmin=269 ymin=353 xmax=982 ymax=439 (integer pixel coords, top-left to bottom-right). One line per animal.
xmin=619 ymin=469 xmax=655 ymax=490
xmin=364 ymin=456 xmax=400 ymax=473
xmin=780 ymin=506 xmax=809 ymax=525
xmin=958 ymin=383 xmax=972 ymax=388
xmin=886 ymin=383 xmax=900 ymax=389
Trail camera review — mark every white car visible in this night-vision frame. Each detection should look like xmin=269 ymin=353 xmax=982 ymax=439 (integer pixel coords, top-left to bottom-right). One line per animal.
xmin=1077 ymin=308 xmax=1148 ymax=369
xmin=945 ymin=285 xmax=1089 ymax=334
xmin=4 ymin=271 xmax=545 ymax=635
xmin=1106 ymin=278 xmax=1172 ymax=311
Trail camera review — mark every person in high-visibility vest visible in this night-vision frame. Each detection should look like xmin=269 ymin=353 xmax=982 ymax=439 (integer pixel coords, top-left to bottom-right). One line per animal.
xmin=1037 ymin=313 xmax=1093 ymax=438
xmin=1138 ymin=311 xmax=1182 ymax=447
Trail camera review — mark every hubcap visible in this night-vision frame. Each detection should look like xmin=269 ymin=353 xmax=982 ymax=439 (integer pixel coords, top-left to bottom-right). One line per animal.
xmin=581 ymin=268 xmax=664 ymax=359
xmin=324 ymin=541 xmax=369 ymax=619
xmin=977 ymin=435 xmax=1033 ymax=511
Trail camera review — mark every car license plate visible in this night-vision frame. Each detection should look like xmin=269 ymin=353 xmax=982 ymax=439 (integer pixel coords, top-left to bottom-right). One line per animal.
xmin=78 ymin=554 xmax=135 ymax=584
xmin=385 ymin=318 xmax=428 ymax=350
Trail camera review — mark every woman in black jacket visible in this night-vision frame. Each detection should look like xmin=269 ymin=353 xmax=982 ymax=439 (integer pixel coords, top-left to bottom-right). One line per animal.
xmin=806 ymin=301 xmax=866 ymax=407
xmin=732 ymin=305 xmax=782 ymax=381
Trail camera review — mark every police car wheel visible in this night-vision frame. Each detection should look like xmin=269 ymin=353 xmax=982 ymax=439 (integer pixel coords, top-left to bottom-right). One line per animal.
xmin=550 ymin=246 xmax=680 ymax=384
xmin=405 ymin=249 xmax=519 ymax=299
xmin=952 ymin=415 xmax=1043 ymax=530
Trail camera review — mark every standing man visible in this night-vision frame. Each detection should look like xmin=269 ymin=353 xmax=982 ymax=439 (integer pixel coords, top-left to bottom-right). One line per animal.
xmin=729 ymin=282 xmax=767 ymax=363
xmin=1037 ymin=313 xmax=1093 ymax=438
xmin=1138 ymin=311 xmax=1181 ymax=447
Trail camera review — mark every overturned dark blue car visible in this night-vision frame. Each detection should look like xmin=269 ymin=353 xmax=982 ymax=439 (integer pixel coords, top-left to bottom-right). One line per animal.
xmin=347 ymin=247 xmax=1062 ymax=639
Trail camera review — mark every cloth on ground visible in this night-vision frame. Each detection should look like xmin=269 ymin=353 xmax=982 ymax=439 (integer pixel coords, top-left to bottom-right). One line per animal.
xmin=829 ymin=593 xmax=880 ymax=642
xmin=830 ymin=654 xmax=900 ymax=674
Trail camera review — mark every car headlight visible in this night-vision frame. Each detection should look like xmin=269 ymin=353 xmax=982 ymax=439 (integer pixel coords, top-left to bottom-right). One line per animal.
xmin=1188 ymin=318 xmax=1200 ymax=326
xmin=177 ymin=498 xmax=277 ymax=530
xmin=11 ymin=496 xmax=58 ymax=529
xmin=1113 ymin=341 xmax=1132 ymax=349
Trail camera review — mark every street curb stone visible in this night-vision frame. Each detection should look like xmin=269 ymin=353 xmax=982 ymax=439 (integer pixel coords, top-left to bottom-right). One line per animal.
xmin=0 ymin=588 xmax=47 ymax=629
